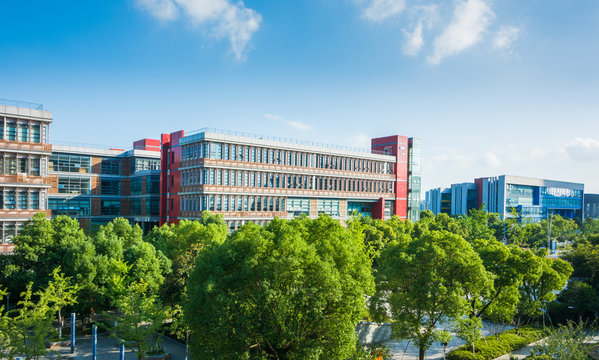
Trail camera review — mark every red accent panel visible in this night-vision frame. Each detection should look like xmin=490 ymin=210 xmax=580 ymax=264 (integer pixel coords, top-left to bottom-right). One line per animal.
xmin=371 ymin=135 xmax=409 ymax=220
xmin=134 ymin=138 xmax=161 ymax=151
xmin=475 ymin=178 xmax=484 ymax=210
xmin=159 ymin=131 xmax=184 ymax=225
xmin=372 ymin=197 xmax=385 ymax=220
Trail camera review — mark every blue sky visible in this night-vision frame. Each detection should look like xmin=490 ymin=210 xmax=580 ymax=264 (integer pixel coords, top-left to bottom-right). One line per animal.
xmin=1 ymin=0 xmax=599 ymax=193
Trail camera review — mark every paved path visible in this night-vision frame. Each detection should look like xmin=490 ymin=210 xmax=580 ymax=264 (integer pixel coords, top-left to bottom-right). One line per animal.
xmin=384 ymin=321 xmax=514 ymax=360
xmin=48 ymin=333 xmax=187 ymax=360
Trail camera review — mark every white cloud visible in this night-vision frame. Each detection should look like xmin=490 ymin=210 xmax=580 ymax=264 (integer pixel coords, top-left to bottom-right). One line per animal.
xmin=402 ymin=22 xmax=424 ymax=56
xmin=361 ymin=0 xmax=407 ymax=22
xmin=264 ymin=113 xmax=284 ymax=121
xmin=562 ymin=137 xmax=599 ymax=162
xmin=482 ymin=152 xmax=501 ymax=167
xmin=264 ymin=113 xmax=312 ymax=131
xmin=349 ymin=133 xmax=371 ymax=148
xmin=493 ymin=25 xmax=520 ymax=52
xmin=136 ymin=0 xmax=261 ymax=60
xmin=136 ymin=0 xmax=179 ymax=20
xmin=427 ymin=0 xmax=495 ymax=64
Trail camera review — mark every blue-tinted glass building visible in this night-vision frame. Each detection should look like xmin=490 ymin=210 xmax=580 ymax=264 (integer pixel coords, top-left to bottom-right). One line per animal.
xmin=475 ymin=175 xmax=584 ymax=221
xmin=584 ymin=193 xmax=599 ymax=219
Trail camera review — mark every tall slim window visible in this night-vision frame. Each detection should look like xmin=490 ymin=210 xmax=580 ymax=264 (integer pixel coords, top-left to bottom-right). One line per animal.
xmin=5 ymin=190 xmax=15 ymax=209
xmin=30 ymin=158 xmax=40 ymax=176
xmin=6 ymin=157 xmax=16 ymax=175
xmin=31 ymin=124 xmax=40 ymax=143
xmin=29 ymin=191 xmax=39 ymax=210
xmin=6 ymin=121 xmax=16 ymax=141
xmin=17 ymin=191 xmax=28 ymax=209
xmin=18 ymin=157 xmax=28 ymax=174
xmin=19 ymin=123 xmax=29 ymax=142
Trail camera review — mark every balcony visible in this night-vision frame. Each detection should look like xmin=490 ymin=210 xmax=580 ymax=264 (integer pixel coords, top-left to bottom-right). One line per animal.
xmin=0 ymin=174 xmax=50 ymax=186
xmin=0 ymin=140 xmax=52 ymax=153
xmin=0 ymin=209 xmax=51 ymax=219
xmin=0 ymin=243 xmax=14 ymax=254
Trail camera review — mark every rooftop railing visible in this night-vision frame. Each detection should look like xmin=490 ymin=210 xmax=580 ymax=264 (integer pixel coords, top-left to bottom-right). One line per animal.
xmin=51 ymin=140 xmax=127 ymax=151
xmin=184 ymin=127 xmax=388 ymax=155
xmin=0 ymin=98 xmax=43 ymax=110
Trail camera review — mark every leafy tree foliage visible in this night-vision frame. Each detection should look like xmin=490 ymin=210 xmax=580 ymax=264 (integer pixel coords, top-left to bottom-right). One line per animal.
xmin=185 ymin=216 xmax=374 ymax=360
xmin=107 ymin=281 xmax=170 ymax=360
xmin=370 ymin=230 xmax=489 ymax=360
xmin=146 ymin=212 xmax=227 ymax=306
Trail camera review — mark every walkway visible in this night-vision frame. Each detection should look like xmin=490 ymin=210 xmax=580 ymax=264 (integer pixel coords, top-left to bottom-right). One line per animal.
xmin=49 ymin=334 xmax=187 ymax=360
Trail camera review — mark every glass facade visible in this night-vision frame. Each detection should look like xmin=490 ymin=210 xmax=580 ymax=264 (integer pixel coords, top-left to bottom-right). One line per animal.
xmin=101 ymin=158 xmax=121 ymax=175
xmin=130 ymin=177 xmax=143 ymax=196
xmin=58 ymin=177 xmax=90 ymax=194
xmin=101 ymin=200 xmax=120 ymax=216
xmin=50 ymin=153 xmax=90 ymax=173
xmin=131 ymin=158 xmax=160 ymax=173
xmin=49 ymin=197 xmax=90 ymax=216
xmin=287 ymin=198 xmax=310 ymax=217
xmin=408 ymin=138 xmax=422 ymax=222
xmin=101 ymin=179 xmax=120 ymax=195
xmin=317 ymin=199 xmax=339 ymax=217
xmin=347 ymin=202 xmax=373 ymax=217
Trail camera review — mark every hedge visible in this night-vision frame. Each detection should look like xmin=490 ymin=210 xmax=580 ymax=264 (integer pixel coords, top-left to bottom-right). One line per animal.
xmin=446 ymin=326 xmax=546 ymax=360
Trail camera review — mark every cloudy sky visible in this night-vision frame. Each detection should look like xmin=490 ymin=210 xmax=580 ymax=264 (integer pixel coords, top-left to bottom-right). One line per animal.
xmin=1 ymin=0 xmax=598 ymax=192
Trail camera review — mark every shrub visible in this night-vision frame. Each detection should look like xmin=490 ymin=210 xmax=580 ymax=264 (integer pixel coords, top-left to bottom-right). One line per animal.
xmin=446 ymin=326 xmax=545 ymax=360
xmin=446 ymin=350 xmax=484 ymax=360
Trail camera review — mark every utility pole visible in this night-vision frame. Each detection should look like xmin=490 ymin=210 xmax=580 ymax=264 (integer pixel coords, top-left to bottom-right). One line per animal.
xmin=547 ymin=214 xmax=553 ymax=253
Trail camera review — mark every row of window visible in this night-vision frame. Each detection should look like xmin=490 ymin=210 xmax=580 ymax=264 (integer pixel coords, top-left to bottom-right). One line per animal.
xmin=0 ymin=119 xmax=46 ymax=143
xmin=49 ymin=197 xmax=160 ymax=217
xmin=130 ymin=175 xmax=160 ymax=196
xmin=0 ymin=221 xmax=25 ymax=243
xmin=180 ymin=195 xmax=343 ymax=217
xmin=0 ymin=155 xmax=45 ymax=176
xmin=57 ymin=175 xmax=160 ymax=196
xmin=50 ymin=153 xmax=160 ymax=176
xmin=0 ymin=189 xmax=42 ymax=210
xmin=181 ymin=168 xmax=395 ymax=194
xmin=181 ymin=141 xmax=394 ymax=174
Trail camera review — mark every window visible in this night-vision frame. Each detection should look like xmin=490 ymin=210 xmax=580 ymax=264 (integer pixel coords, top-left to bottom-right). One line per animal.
xmin=317 ymin=199 xmax=339 ymax=216
xmin=101 ymin=179 xmax=120 ymax=195
xmin=49 ymin=153 xmax=90 ymax=173
xmin=146 ymin=198 xmax=159 ymax=216
xmin=5 ymin=157 xmax=16 ymax=175
xmin=130 ymin=177 xmax=143 ymax=195
xmin=101 ymin=200 xmax=120 ymax=215
xmin=58 ymin=177 xmax=90 ymax=194
xmin=101 ymin=158 xmax=121 ymax=175
xmin=17 ymin=157 xmax=28 ymax=174
xmin=17 ymin=191 xmax=27 ymax=209
xmin=29 ymin=192 xmax=39 ymax=210
xmin=30 ymin=158 xmax=40 ymax=176
xmin=6 ymin=121 xmax=16 ymax=141
xmin=130 ymin=199 xmax=142 ymax=216
xmin=287 ymin=198 xmax=310 ymax=217
xmin=4 ymin=190 xmax=15 ymax=209
xmin=146 ymin=175 xmax=160 ymax=194
xmin=130 ymin=158 xmax=160 ymax=173
xmin=31 ymin=124 xmax=40 ymax=143
xmin=209 ymin=143 xmax=222 ymax=159
xmin=19 ymin=123 xmax=28 ymax=142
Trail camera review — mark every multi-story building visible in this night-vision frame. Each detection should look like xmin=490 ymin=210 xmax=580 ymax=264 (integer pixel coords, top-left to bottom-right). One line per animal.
xmin=48 ymin=139 xmax=161 ymax=233
xmin=160 ymin=128 xmax=421 ymax=230
xmin=424 ymin=187 xmax=451 ymax=215
xmin=425 ymin=175 xmax=585 ymax=222
xmin=0 ymin=100 xmax=52 ymax=253
xmin=583 ymin=193 xmax=599 ymax=219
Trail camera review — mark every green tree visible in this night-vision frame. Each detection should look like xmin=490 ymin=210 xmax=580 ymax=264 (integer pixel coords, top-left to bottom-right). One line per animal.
xmin=44 ymin=267 xmax=79 ymax=339
xmin=529 ymin=320 xmax=595 ymax=360
xmin=184 ymin=216 xmax=374 ymax=360
xmin=146 ymin=213 xmax=227 ymax=306
xmin=4 ymin=283 xmax=54 ymax=360
xmin=454 ymin=317 xmax=483 ymax=355
xmin=370 ymin=230 xmax=489 ymax=360
xmin=108 ymin=281 xmax=170 ymax=360
xmin=517 ymin=253 xmax=572 ymax=326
